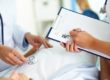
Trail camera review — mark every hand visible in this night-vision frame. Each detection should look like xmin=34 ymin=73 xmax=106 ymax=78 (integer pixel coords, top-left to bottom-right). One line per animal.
xmin=25 ymin=33 xmax=52 ymax=49
xmin=60 ymin=41 xmax=79 ymax=52
xmin=0 ymin=78 xmax=12 ymax=80
xmin=70 ymin=28 xmax=96 ymax=49
xmin=0 ymin=45 xmax=26 ymax=65
xmin=10 ymin=71 xmax=30 ymax=80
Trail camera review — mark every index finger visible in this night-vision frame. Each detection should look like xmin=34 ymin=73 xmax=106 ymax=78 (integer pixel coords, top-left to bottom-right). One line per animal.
xmin=41 ymin=38 xmax=53 ymax=48
xmin=12 ymin=50 xmax=27 ymax=62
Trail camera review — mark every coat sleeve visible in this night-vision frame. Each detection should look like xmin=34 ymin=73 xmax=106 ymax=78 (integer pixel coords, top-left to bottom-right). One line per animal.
xmin=13 ymin=25 xmax=29 ymax=51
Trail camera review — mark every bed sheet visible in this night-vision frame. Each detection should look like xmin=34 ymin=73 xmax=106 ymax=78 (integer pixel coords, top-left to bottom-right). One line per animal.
xmin=0 ymin=42 xmax=98 ymax=80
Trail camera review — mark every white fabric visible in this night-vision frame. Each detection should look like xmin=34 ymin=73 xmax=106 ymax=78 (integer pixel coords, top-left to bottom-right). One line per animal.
xmin=106 ymin=0 xmax=110 ymax=23
xmin=49 ymin=64 xmax=98 ymax=80
xmin=0 ymin=0 xmax=27 ymax=71
xmin=0 ymin=0 xmax=26 ymax=49
xmin=0 ymin=41 xmax=98 ymax=80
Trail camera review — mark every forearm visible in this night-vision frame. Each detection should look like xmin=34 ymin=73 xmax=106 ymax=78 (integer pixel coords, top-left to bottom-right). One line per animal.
xmin=0 ymin=45 xmax=4 ymax=53
xmin=0 ymin=45 xmax=2 ymax=49
xmin=0 ymin=45 xmax=3 ymax=48
xmin=91 ymin=39 xmax=110 ymax=56
xmin=0 ymin=78 xmax=11 ymax=80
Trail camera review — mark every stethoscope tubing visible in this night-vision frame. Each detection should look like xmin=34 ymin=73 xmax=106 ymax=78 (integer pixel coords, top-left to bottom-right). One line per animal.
xmin=0 ymin=13 xmax=4 ymax=45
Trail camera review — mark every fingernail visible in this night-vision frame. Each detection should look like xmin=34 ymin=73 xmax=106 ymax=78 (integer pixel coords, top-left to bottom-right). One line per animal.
xmin=24 ymin=57 xmax=27 ymax=61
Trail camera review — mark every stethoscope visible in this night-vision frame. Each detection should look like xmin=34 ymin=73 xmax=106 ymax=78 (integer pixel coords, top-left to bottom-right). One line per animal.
xmin=0 ymin=13 xmax=4 ymax=45
xmin=100 ymin=0 xmax=108 ymax=14
xmin=0 ymin=13 xmax=37 ymax=65
xmin=27 ymin=56 xmax=37 ymax=64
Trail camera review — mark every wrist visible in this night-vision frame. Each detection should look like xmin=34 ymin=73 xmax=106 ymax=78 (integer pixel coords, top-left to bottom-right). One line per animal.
xmin=90 ymin=38 xmax=99 ymax=49
xmin=25 ymin=32 xmax=32 ymax=42
xmin=0 ymin=45 xmax=4 ymax=50
xmin=25 ymin=32 xmax=31 ymax=39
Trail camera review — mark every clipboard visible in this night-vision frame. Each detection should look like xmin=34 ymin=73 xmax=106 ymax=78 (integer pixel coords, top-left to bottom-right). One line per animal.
xmin=46 ymin=7 xmax=110 ymax=60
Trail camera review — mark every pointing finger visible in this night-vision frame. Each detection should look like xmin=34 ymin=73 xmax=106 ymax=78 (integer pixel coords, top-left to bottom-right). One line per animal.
xmin=41 ymin=38 xmax=52 ymax=48
xmin=12 ymin=49 xmax=27 ymax=62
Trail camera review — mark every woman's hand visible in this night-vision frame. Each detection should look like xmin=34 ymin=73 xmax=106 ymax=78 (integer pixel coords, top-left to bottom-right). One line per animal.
xmin=25 ymin=33 xmax=52 ymax=49
xmin=0 ymin=71 xmax=29 ymax=80
xmin=60 ymin=41 xmax=79 ymax=52
xmin=70 ymin=28 xmax=96 ymax=49
xmin=0 ymin=78 xmax=11 ymax=80
xmin=60 ymin=28 xmax=96 ymax=52
xmin=10 ymin=71 xmax=30 ymax=80
xmin=0 ymin=45 xmax=26 ymax=65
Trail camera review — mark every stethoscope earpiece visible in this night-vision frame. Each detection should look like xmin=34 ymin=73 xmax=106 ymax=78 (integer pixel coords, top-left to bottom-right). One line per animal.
xmin=100 ymin=0 xmax=107 ymax=14
xmin=100 ymin=6 xmax=106 ymax=14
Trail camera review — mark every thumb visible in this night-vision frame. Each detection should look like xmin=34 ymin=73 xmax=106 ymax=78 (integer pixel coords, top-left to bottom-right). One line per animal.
xmin=70 ymin=30 xmax=79 ymax=39
xmin=70 ymin=28 xmax=82 ymax=38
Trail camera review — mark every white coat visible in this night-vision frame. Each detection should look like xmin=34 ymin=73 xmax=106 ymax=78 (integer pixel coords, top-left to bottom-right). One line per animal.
xmin=0 ymin=0 xmax=28 ymax=71
xmin=106 ymin=0 xmax=110 ymax=23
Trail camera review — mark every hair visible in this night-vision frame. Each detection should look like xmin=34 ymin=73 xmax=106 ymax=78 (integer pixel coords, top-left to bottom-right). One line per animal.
xmin=77 ymin=0 xmax=90 ymax=11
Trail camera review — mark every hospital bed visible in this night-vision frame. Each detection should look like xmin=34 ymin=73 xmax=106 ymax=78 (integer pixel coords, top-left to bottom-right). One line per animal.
xmin=0 ymin=39 xmax=99 ymax=80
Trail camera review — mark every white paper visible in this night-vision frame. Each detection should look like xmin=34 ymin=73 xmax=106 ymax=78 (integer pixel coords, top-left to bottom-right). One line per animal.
xmin=47 ymin=8 xmax=110 ymax=59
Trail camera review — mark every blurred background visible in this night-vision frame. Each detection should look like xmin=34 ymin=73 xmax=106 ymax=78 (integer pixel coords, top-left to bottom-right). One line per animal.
xmin=16 ymin=0 xmax=106 ymax=36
